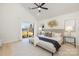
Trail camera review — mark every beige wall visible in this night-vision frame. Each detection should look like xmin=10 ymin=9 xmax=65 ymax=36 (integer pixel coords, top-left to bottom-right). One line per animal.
xmin=0 ymin=3 xmax=79 ymax=45
xmin=37 ymin=12 xmax=79 ymax=45
xmin=0 ymin=3 xmax=37 ymax=43
xmin=0 ymin=4 xmax=3 ymax=41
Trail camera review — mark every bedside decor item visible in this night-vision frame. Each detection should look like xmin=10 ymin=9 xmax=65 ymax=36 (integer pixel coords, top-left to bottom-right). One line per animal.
xmin=42 ymin=25 xmax=44 ymax=30
xmin=39 ymin=27 xmax=42 ymax=31
xmin=64 ymin=19 xmax=76 ymax=36
xmin=48 ymin=20 xmax=58 ymax=28
xmin=65 ymin=26 xmax=74 ymax=36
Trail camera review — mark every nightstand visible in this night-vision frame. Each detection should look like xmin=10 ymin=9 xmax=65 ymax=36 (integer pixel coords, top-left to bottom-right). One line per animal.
xmin=63 ymin=36 xmax=76 ymax=47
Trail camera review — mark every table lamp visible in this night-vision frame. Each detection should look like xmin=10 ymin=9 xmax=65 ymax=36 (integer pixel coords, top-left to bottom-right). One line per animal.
xmin=65 ymin=26 xmax=74 ymax=36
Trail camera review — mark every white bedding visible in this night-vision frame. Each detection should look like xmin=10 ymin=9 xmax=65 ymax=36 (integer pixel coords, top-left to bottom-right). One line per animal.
xmin=37 ymin=35 xmax=63 ymax=45
xmin=37 ymin=40 xmax=56 ymax=53
xmin=34 ymin=35 xmax=63 ymax=53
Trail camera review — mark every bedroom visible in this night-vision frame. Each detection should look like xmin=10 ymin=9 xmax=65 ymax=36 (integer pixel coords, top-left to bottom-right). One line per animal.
xmin=0 ymin=3 xmax=79 ymax=56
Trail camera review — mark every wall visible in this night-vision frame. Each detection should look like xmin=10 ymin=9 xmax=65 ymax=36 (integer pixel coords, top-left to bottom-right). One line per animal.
xmin=0 ymin=4 xmax=4 ymax=43
xmin=0 ymin=3 xmax=79 ymax=45
xmin=0 ymin=3 xmax=37 ymax=43
xmin=37 ymin=12 xmax=79 ymax=45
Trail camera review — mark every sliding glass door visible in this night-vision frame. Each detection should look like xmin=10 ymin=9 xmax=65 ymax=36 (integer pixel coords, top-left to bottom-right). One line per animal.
xmin=21 ymin=22 xmax=34 ymax=38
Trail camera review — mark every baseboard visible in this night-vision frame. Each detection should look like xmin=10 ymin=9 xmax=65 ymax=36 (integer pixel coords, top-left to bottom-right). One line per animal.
xmin=2 ymin=39 xmax=21 ymax=44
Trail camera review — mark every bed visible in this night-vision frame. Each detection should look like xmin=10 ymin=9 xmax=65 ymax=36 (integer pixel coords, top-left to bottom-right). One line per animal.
xmin=34 ymin=29 xmax=64 ymax=55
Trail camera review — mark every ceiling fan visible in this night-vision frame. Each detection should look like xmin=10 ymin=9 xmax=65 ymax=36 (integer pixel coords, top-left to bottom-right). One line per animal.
xmin=30 ymin=3 xmax=48 ymax=12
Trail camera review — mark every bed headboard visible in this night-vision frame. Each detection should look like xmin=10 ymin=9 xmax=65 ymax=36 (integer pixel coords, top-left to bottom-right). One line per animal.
xmin=43 ymin=29 xmax=64 ymax=33
xmin=43 ymin=29 xmax=64 ymax=37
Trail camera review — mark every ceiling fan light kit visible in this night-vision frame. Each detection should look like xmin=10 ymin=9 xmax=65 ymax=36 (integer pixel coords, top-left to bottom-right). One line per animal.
xmin=38 ymin=8 xmax=41 ymax=10
xmin=30 ymin=3 xmax=48 ymax=13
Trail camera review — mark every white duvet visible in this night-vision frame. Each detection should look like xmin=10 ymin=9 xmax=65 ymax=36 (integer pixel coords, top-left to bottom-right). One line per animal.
xmin=34 ymin=35 xmax=63 ymax=53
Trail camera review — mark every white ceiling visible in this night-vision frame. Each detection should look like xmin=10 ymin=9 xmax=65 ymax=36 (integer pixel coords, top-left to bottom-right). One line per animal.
xmin=21 ymin=3 xmax=79 ymax=20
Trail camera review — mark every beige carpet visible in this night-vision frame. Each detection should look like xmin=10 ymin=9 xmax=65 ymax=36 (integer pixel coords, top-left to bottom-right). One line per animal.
xmin=0 ymin=39 xmax=79 ymax=56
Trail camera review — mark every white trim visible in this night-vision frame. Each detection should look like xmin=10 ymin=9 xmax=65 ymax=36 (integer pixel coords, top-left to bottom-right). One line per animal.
xmin=2 ymin=39 xmax=21 ymax=44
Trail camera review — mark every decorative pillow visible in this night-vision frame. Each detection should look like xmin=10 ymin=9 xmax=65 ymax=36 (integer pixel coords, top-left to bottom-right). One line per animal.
xmin=53 ymin=33 xmax=63 ymax=37
xmin=55 ymin=33 xmax=61 ymax=37
xmin=52 ymin=32 xmax=56 ymax=37
xmin=44 ymin=31 xmax=52 ymax=37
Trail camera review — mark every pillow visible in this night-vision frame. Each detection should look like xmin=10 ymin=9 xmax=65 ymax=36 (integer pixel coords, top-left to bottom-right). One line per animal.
xmin=52 ymin=32 xmax=55 ymax=37
xmin=52 ymin=32 xmax=62 ymax=37
xmin=54 ymin=33 xmax=62 ymax=37
xmin=45 ymin=31 xmax=52 ymax=37
xmin=38 ymin=35 xmax=45 ymax=37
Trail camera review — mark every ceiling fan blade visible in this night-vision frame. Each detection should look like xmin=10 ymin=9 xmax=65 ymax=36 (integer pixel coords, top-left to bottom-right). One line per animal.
xmin=34 ymin=3 xmax=39 ymax=7
xmin=41 ymin=7 xmax=48 ymax=10
xmin=40 ymin=3 xmax=45 ymax=6
xmin=31 ymin=7 xmax=38 ymax=9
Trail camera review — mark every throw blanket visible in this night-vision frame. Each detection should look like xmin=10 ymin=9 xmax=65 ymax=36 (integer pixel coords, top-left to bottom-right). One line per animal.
xmin=38 ymin=36 xmax=61 ymax=51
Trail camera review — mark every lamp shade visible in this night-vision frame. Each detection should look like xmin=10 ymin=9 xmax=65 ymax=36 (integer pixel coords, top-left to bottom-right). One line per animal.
xmin=39 ymin=27 xmax=42 ymax=31
xmin=65 ymin=26 xmax=74 ymax=32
